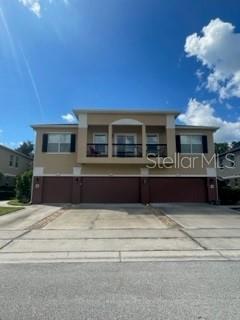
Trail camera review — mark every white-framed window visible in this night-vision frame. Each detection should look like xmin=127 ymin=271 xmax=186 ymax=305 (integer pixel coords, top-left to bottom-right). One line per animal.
xmin=180 ymin=135 xmax=203 ymax=153
xmin=115 ymin=133 xmax=137 ymax=156
xmin=93 ymin=133 xmax=107 ymax=144
xmin=9 ymin=155 xmax=14 ymax=167
xmin=147 ymin=133 xmax=159 ymax=144
xmin=47 ymin=133 xmax=71 ymax=153
xmin=93 ymin=133 xmax=108 ymax=155
xmin=147 ymin=133 xmax=159 ymax=155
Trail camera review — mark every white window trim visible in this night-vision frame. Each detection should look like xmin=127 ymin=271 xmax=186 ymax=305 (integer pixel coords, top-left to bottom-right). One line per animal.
xmin=146 ymin=133 xmax=159 ymax=144
xmin=179 ymin=134 xmax=203 ymax=155
xmin=45 ymin=132 xmax=72 ymax=154
xmin=114 ymin=133 xmax=137 ymax=144
xmin=114 ymin=133 xmax=137 ymax=156
xmin=92 ymin=132 xmax=108 ymax=144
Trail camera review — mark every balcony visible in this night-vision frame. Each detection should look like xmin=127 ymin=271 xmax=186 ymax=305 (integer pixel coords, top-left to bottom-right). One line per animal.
xmin=112 ymin=144 xmax=142 ymax=157
xmin=87 ymin=144 xmax=108 ymax=157
xmin=87 ymin=143 xmax=167 ymax=158
xmin=146 ymin=144 xmax=167 ymax=157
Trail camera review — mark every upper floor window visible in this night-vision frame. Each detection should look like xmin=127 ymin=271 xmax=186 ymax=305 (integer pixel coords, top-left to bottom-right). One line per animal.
xmin=42 ymin=133 xmax=76 ymax=153
xmin=15 ymin=156 xmax=19 ymax=168
xmin=147 ymin=134 xmax=160 ymax=155
xmin=147 ymin=134 xmax=159 ymax=145
xmin=176 ymin=135 xmax=208 ymax=154
xmin=47 ymin=134 xmax=71 ymax=153
xmin=180 ymin=135 xmax=203 ymax=153
xmin=93 ymin=133 xmax=107 ymax=144
xmin=9 ymin=155 xmax=14 ymax=167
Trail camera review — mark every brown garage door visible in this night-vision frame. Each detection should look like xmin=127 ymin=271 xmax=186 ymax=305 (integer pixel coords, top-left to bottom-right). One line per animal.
xmin=42 ymin=177 xmax=73 ymax=203
xmin=149 ymin=177 xmax=207 ymax=202
xmin=81 ymin=177 xmax=140 ymax=203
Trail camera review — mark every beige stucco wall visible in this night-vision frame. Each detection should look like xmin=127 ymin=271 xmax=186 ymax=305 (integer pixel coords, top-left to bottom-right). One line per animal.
xmin=81 ymin=164 xmax=141 ymax=175
xmin=33 ymin=113 xmax=216 ymax=176
xmin=34 ymin=127 xmax=79 ymax=174
xmin=175 ymin=128 xmax=215 ymax=156
xmin=87 ymin=113 xmax=167 ymax=126
xmin=0 ymin=146 xmax=32 ymax=176
xmin=87 ymin=126 xmax=108 ymax=143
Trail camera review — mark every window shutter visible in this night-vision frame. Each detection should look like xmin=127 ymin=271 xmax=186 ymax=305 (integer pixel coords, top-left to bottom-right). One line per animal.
xmin=42 ymin=134 xmax=48 ymax=152
xmin=202 ymin=135 xmax=208 ymax=153
xmin=176 ymin=135 xmax=181 ymax=153
xmin=70 ymin=134 xmax=76 ymax=152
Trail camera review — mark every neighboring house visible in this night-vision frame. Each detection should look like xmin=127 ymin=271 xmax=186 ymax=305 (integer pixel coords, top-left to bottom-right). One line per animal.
xmin=218 ymin=146 xmax=240 ymax=188
xmin=0 ymin=145 xmax=33 ymax=187
xmin=31 ymin=109 xmax=218 ymax=204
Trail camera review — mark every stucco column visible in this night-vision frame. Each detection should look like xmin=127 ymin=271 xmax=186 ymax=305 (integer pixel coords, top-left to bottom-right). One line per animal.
xmin=77 ymin=128 xmax=87 ymax=161
xmin=77 ymin=113 xmax=88 ymax=161
xmin=142 ymin=124 xmax=146 ymax=158
xmin=108 ymin=124 xmax=112 ymax=158
xmin=166 ymin=115 xmax=176 ymax=158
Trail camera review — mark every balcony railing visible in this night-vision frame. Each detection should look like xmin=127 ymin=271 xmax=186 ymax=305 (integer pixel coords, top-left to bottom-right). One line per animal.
xmin=146 ymin=144 xmax=167 ymax=157
xmin=112 ymin=144 xmax=142 ymax=157
xmin=87 ymin=143 xmax=167 ymax=158
xmin=87 ymin=144 xmax=108 ymax=157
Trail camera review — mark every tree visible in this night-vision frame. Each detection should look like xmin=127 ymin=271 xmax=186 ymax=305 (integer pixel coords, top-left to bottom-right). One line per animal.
xmin=16 ymin=170 xmax=32 ymax=203
xmin=231 ymin=141 xmax=240 ymax=149
xmin=15 ymin=141 xmax=34 ymax=157
xmin=215 ymin=143 xmax=229 ymax=154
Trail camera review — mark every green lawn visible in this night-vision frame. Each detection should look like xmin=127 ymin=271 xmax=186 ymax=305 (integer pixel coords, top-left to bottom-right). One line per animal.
xmin=0 ymin=206 xmax=24 ymax=216
xmin=7 ymin=199 xmax=29 ymax=207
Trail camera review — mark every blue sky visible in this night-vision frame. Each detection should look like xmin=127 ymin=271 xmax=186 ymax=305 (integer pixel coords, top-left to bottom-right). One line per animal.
xmin=0 ymin=0 xmax=240 ymax=146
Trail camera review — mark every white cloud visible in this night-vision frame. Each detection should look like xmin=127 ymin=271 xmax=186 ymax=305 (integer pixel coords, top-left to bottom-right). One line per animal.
xmin=0 ymin=141 xmax=22 ymax=149
xmin=185 ymin=18 xmax=240 ymax=99
xmin=178 ymin=99 xmax=240 ymax=142
xmin=19 ymin=0 xmax=41 ymax=17
xmin=18 ymin=0 xmax=69 ymax=17
xmin=61 ymin=113 xmax=75 ymax=123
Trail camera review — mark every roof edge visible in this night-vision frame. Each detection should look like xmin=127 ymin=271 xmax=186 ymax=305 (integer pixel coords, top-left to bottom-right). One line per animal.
xmin=0 ymin=144 xmax=32 ymax=160
xmin=73 ymin=108 xmax=180 ymax=117
xmin=176 ymin=125 xmax=219 ymax=131
xmin=219 ymin=146 xmax=240 ymax=157
xmin=31 ymin=124 xmax=78 ymax=129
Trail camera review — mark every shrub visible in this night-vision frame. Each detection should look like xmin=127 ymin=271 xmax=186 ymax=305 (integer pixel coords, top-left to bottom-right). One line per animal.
xmin=0 ymin=188 xmax=15 ymax=200
xmin=16 ymin=170 xmax=33 ymax=203
xmin=218 ymin=181 xmax=240 ymax=204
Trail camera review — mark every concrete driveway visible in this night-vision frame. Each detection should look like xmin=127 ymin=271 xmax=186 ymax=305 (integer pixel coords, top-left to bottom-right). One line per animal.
xmin=158 ymin=204 xmax=240 ymax=229
xmin=0 ymin=203 xmax=240 ymax=262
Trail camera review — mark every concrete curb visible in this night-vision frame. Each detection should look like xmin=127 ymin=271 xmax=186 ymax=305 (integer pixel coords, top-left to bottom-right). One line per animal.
xmin=0 ymin=250 xmax=239 ymax=264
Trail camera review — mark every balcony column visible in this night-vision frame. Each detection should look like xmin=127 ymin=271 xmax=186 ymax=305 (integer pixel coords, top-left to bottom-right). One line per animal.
xmin=142 ymin=124 xmax=146 ymax=158
xmin=108 ymin=124 xmax=112 ymax=159
xmin=166 ymin=115 xmax=176 ymax=158
xmin=77 ymin=113 xmax=88 ymax=161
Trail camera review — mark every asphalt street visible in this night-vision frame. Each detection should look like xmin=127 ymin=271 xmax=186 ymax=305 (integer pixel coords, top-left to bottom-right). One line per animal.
xmin=0 ymin=261 xmax=240 ymax=320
